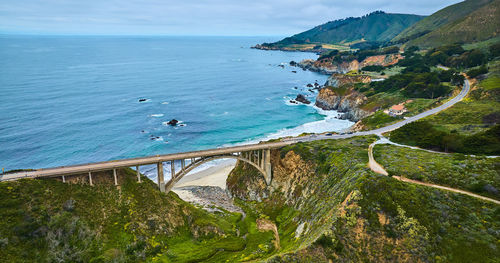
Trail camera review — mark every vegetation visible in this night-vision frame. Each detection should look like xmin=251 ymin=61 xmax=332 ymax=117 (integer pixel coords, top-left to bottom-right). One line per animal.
xmin=394 ymin=0 xmax=499 ymax=48
xmin=260 ymin=11 xmax=423 ymax=49
xmin=0 ymin=168 xmax=298 ymax=262
xmin=393 ymin=0 xmax=492 ymax=41
xmin=390 ymin=120 xmax=500 ymax=155
xmin=360 ymin=111 xmax=400 ymax=130
xmin=375 ymin=144 xmax=500 ymax=199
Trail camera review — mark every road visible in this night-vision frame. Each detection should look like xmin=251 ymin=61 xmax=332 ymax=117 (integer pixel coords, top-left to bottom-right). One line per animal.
xmin=1 ymin=79 xmax=470 ymax=182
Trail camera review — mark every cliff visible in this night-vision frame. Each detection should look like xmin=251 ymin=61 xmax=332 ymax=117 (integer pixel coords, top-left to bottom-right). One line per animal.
xmin=315 ymin=86 xmax=371 ymax=122
xmin=297 ymin=53 xmax=402 ymax=75
xmin=325 ymin=73 xmax=372 ymax=87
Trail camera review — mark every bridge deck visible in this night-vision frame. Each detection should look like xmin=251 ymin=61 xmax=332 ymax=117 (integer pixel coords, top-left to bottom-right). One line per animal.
xmin=1 ymin=141 xmax=293 ymax=180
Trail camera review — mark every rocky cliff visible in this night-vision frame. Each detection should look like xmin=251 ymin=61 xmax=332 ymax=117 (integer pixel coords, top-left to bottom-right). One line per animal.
xmin=297 ymin=53 xmax=402 ymax=75
xmin=325 ymin=73 xmax=372 ymax=87
xmin=315 ymin=86 xmax=371 ymax=122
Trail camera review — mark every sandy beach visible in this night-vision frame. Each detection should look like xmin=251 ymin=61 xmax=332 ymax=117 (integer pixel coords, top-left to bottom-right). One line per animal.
xmin=172 ymin=159 xmax=241 ymax=212
xmin=173 ymin=159 xmax=236 ymax=190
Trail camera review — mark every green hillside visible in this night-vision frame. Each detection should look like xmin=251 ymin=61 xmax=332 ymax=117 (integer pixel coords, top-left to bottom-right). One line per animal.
xmin=261 ymin=11 xmax=424 ymax=49
xmin=393 ymin=0 xmax=494 ymax=43
xmin=394 ymin=0 xmax=500 ymax=48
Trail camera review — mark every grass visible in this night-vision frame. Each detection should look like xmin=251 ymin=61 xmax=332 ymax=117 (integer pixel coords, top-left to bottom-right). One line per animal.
xmin=480 ymin=75 xmax=500 ymax=90
xmin=360 ymin=110 xmax=400 ymax=130
xmin=375 ymin=144 xmax=500 ymax=199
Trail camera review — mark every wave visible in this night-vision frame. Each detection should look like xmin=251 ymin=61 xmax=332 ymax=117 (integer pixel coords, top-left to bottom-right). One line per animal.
xmin=149 ymin=114 xmax=164 ymax=118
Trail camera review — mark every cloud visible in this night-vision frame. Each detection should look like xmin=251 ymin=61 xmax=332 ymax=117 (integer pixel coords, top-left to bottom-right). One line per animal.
xmin=0 ymin=0 xmax=462 ymax=35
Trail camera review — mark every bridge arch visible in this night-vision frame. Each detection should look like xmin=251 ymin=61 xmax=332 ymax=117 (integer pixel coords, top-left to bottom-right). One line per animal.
xmin=165 ymin=153 xmax=269 ymax=193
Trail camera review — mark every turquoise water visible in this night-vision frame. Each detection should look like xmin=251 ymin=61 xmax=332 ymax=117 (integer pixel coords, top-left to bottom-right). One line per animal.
xmin=0 ymin=36 xmax=352 ymax=171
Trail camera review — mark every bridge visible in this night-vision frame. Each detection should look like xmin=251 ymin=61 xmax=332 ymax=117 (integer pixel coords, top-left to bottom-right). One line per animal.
xmin=0 ymin=141 xmax=293 ymax=193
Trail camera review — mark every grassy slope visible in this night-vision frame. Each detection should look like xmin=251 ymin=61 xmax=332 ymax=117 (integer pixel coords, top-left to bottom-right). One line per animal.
xmin=269 ymin=12 xmax=423 ymax=47
xmin=375 ymin=144 xmax=500 ymax=199
xmin=407 ymin=0 xmax=500 ymax=48
xmin=0 ymin=168 xmax=291 ymax=262
xmin=393 ymin=0 xmax=493 ymax=42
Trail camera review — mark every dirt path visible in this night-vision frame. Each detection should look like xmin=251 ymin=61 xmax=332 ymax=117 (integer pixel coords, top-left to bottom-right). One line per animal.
xmin=368 ymin=140 xmax=500 ymax=205
xmin=393 ymin=176 xmax=500 ymax=205
xmin=256 ymin=218 xmax=280 ymax=250
xmin=368 ymin=141 xmax=388 ymax=176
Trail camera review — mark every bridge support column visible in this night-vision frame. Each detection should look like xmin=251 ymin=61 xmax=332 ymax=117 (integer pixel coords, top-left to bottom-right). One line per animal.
xmin=181 ymin=159 xmax=185 ymax=171
xmin=88 ymin=172 xmax=93 ymax=186
xmin=136 ymin=165 xmax=141 ymax=183
xmin=171 ymin=161 xmax=175 ymax=179
xmin=157 ymin=162 xmax=165 ymax=192
xmin=264 ymin=149 xmax=272 ymax=185
xmin=113 ymin=169 xmax=118 ymax=186
xmin=62 ymin=175 xmax=65 ymax=183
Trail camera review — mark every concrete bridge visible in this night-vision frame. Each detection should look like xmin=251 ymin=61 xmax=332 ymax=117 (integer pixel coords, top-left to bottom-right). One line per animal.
xmin=1 ymin=141 xmax=293 ymax=193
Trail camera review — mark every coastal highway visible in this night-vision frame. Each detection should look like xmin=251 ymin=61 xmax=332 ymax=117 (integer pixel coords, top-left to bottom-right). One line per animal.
xmin=1 ymin=79 xmax=470 ymax=181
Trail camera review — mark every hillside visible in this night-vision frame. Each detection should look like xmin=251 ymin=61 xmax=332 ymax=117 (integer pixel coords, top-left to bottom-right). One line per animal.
xmin=256 ymin=11 xmax=424 ymax=51
xmin=393 ymin=0 xmax=494 ymax=43
xmin=394 ymin=0 xmax=500 ymax=48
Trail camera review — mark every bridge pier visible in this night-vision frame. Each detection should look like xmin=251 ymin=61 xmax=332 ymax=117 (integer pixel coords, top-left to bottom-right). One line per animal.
xmin=113 ymin=169 xmax=118 ymax=186
xmin=264 ymin=149 xmax=272 ymax=185
xmin=157 ymin=162 xmax=165 ymax=192
xmin=136 ymin=165 xmax=141 ymax=183
xmin=88 ymin=171 xmax=93 ymax=186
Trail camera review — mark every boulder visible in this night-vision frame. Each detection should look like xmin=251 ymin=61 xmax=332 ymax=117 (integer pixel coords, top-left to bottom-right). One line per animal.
xmin=167 ymin=119 xmax=179 ymax=126
xmin=295 ymin=94 xmax=311 ymax=104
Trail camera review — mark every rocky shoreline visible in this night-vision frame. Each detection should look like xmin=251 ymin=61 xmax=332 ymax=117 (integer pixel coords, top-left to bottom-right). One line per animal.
xmin=174 ymin=185 xmax=244 ymax=214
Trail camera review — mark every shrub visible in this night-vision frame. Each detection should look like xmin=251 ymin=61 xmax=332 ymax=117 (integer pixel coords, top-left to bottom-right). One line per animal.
xmin=466 ymin=66 xmax=488 ymax=78
xmin=361 ymin=65 xmax=385 ymax=72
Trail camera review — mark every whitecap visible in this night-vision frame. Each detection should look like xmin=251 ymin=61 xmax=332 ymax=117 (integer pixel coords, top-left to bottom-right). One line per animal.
xmin=149 ymin=114 xmax=164 ymax=118
xmin=161 ymin=102 xmax=169 ymax=105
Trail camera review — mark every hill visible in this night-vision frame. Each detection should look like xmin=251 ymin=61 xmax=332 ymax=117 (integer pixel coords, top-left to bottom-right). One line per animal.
xmin=256 ymin=11 xmax=424 ymax=50
xmin=394 ymin=0 xmax=500 ymax=48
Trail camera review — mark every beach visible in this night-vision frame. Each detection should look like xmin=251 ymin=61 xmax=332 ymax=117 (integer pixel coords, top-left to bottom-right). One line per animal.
xmin=172 ymin=159 xmax=242 ymax=212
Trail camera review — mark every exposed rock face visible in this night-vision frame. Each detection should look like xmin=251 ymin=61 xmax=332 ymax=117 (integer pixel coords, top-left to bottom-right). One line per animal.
xmin=360 ymin=53 xmax=402 ymax=68
xmin=227 ymin=149 xmax=318 ymax=206
xmin=295 ymin=94 xmax=311 ymax=104
xmin=298 ymin=59 xmax=359 ymax=74
xmin=315 ymin=87 xmax=370 ymax=122
xmin=297 ymin=53 xmax=402 ymax=75
xmin=325 ymin=73 xmax=372 ymax=87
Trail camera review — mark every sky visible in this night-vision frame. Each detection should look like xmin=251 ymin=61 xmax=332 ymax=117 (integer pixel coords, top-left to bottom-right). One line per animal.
xmin=0 ymin=0 xmax=463 ymax=36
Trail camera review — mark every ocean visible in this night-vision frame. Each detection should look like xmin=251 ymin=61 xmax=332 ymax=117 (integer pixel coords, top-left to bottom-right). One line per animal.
xmin=0 ymin=36 xmax=352 ymax=175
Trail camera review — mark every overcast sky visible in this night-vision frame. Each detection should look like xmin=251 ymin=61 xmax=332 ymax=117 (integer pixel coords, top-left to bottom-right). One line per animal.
xmin=0 ymin=0 xmax=462 ymax=35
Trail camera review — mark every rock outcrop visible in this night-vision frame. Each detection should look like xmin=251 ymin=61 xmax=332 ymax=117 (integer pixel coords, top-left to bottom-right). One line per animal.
xmin=298 ymin=53 xmax=402 ymax=75
xmin=315 ymin=87 xmax=370 ymax=122
xmin=298 ymin=59 xmax=359 ymax=74
xmin=295 ymin=94 xmax=311 ymax=104
xmin=325 ymin=73 xmax=372 ymax=87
